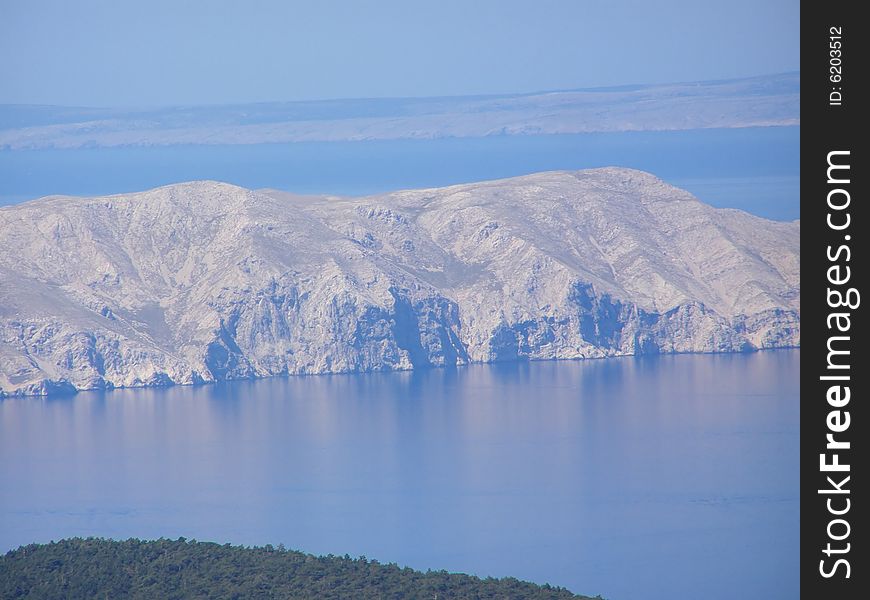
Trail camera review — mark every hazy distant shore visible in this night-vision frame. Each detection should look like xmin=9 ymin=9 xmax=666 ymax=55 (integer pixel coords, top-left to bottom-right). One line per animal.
xmin=0 ymin=72 xmax=799 ymax=151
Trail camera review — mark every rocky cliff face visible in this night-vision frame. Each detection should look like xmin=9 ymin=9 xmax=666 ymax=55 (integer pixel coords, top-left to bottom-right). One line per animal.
xmin=0 ymin=168 xmax=799 ymax=396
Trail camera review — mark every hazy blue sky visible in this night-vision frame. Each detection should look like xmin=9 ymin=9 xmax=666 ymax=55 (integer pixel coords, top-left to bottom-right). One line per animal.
xmin=0 ymin=0 xmax=799 ymax=107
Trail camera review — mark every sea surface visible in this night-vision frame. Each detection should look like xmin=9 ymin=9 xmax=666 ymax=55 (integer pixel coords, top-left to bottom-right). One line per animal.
xmin=0 ymin=350 xmax=800 ymax=600
xmin=0 ymin=126 xmax=799 ymax=220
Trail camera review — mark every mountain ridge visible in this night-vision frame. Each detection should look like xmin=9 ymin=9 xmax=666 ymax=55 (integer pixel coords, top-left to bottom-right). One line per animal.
xmin=0 ymin=168 xmax=799 ymax=397
xmin=0 ymin=73 xmax=799 ymax=150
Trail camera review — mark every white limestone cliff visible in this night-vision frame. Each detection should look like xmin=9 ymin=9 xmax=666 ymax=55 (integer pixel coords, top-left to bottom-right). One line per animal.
xmin=0 ymin=168 xmax=799 ymax=396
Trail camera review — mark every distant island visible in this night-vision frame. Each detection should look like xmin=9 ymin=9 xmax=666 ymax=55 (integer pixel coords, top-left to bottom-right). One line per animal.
xmin=0 ymin=73 xmax=799 ymax=151
xmin=0 ymin=538 xmax=598 ymax=599
xmin=0 ymin=168 xmax=799 ymax=397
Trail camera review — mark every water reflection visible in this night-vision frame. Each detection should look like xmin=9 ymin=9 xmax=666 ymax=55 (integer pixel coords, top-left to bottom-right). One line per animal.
xmin=0 ymin=351 xmax=799 ymax=600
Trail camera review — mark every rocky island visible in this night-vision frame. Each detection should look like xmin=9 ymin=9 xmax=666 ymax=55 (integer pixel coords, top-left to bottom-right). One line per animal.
xmin=0 ymin=168 xmax=799 ymax=396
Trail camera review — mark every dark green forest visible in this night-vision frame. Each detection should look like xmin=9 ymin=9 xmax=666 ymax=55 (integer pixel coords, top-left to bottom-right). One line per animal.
xmin=0 ymin=538 xmax=600 ymax=599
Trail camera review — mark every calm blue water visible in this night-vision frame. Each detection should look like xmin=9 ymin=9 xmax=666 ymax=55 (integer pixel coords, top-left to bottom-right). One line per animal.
xmin=0 ymin=351 xmax=799 ymax=599
xmin=0 ymin=127 xmax=799 ymax=220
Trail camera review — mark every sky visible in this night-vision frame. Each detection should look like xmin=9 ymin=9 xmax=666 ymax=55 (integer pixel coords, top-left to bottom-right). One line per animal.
xmin=0 ymin=0 xmax=800 ymax=107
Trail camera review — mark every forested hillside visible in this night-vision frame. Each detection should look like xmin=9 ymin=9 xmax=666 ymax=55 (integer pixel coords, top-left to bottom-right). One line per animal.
xmin=0 ymin=538 xmax=598 ymax=599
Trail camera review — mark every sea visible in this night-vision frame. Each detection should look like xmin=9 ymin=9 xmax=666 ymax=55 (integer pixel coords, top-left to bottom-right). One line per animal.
xmin=0 ymin=126 xmax=799 ymax=220
xmin=0 ymin=351 xmax=799 ymax=600
xmin=0 ymin=126 xmax=800 ymax=599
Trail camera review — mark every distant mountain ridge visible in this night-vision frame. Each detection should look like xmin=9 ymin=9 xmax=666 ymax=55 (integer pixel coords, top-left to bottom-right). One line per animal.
xmin=0 ymin=73 xmax=799 ymax=150
xmin=0 ymin=168 xmax=800 ymax=396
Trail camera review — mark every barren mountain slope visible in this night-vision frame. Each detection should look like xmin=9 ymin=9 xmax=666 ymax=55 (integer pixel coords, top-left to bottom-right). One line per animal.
xmin=0 ymin=168 xmax=799 ymax=396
